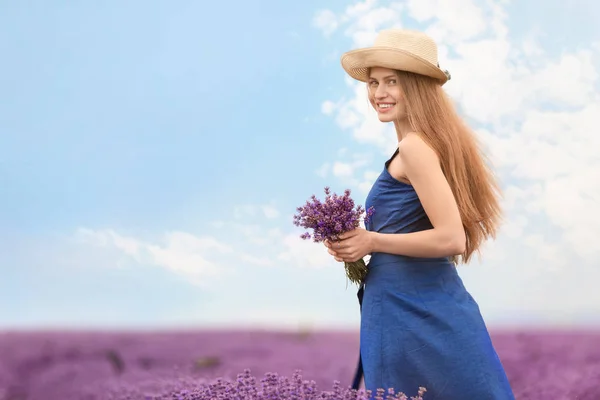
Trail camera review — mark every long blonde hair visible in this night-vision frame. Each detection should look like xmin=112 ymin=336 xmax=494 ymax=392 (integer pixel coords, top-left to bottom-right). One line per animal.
xmin=393 ymin=70 xmax=502 ymax=264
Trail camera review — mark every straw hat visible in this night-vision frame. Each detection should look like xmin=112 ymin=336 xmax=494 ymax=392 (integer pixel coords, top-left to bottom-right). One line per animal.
xmin=340 ymin=29 xmax=451 ymax=85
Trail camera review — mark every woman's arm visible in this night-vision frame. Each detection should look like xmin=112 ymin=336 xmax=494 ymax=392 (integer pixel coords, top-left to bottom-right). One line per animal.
xmin=369 ymin=133 xmax=466 ymax=258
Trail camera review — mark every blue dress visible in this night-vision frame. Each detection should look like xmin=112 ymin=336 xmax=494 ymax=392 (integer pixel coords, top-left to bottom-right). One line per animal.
xmin=352 ymin=149 xmax=515 ymax=399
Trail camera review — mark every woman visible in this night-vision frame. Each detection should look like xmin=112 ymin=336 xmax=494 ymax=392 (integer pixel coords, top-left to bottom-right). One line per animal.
xmin=325 ymin=29 xmax=515 ymax=399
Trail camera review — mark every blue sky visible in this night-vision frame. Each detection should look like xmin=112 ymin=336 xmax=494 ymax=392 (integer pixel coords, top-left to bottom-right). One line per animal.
xmin=2 ymin=0 xmax=600 ymax=331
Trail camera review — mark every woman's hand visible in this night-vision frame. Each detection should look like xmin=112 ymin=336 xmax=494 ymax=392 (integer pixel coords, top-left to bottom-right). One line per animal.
xmin=325 ymin=228 xmax=375 ymax=263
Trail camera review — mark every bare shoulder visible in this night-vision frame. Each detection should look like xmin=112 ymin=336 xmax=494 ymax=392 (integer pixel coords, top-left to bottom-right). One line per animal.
xmin=398 ymin=132 xmax=440 ymax=174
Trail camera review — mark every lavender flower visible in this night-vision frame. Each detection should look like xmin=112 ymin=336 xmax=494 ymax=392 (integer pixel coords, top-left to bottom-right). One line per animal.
xmin=159 ymin=369 xmax=426 ymax=400
xmin=293 ymin=187 xmax=375 ymax=285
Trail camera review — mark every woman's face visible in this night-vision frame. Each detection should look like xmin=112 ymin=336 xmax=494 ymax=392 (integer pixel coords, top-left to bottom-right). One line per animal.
xmin=367 ymin=67 xmax=407 ymax=123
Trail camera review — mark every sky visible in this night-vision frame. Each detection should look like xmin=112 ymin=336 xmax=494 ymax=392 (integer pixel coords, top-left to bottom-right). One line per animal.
xmin=1 ymin=0 xmax=599 ymax=331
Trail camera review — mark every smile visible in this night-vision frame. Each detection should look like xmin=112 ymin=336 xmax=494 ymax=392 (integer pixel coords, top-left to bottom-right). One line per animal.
xmin=377 ymin=103 xmax=395 ymax=112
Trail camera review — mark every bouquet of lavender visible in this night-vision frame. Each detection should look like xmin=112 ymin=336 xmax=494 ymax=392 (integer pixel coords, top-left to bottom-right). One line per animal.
xmin=293 ymin=187 xmax=375 ymax=285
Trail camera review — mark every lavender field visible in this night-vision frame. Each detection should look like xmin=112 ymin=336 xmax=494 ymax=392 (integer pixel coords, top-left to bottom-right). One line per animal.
xmin=0 ymin=329 xmax=599 ymax=400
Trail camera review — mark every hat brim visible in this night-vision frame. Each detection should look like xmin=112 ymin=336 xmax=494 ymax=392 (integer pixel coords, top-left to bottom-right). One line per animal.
xmin=340 ymin=46 xmax=448 ymax=85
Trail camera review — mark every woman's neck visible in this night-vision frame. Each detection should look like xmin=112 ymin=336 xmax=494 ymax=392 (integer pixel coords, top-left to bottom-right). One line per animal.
xmin=394 ymin=118 xmax=413 ymax=142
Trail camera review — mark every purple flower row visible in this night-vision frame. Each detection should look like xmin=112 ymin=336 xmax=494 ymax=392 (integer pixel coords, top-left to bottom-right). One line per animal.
xmin=99 ymin=369 xmax=426 ymax=400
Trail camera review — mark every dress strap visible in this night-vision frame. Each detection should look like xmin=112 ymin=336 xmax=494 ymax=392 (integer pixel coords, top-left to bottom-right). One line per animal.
xmin=385 ymin=147 xmax=400 ymax=168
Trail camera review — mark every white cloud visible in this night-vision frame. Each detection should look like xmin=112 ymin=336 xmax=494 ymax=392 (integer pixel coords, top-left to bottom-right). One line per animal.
xmin=75 ymin=228 xmax=233 ymax=285
xmin=261 ymin=205 xmax=280 ymax=219
xmin=312 ymin=9 xmax=338 ymax=36
xmin=240 ymin=253 xmax=274 ymax=267
xmin=320 ymin=152 xmax=379 ymax=195
xmin=321 ymin=100 xmax=336 ymax=115
xmin=359 ymin=170 xmax=381 ymax=194
xmin=278 ymin=233 xmax=336 ymax=268
xmin=74 ymin=221 xmax=339 ymax=288
xmin=406 ymin=0 xmax=487 ymax=44
xmin=332 ymin=161 xmax=354 ymax=177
